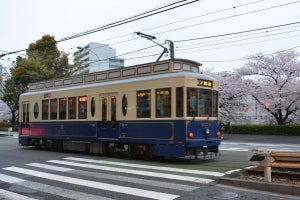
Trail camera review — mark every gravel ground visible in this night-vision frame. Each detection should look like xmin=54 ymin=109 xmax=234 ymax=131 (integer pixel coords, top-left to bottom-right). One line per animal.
xmin=238 ymin=167 xmax=300 ymax=185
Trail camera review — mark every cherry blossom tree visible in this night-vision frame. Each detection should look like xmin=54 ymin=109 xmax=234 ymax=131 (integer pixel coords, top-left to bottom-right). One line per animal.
xmin=211 ymin=71 xmax=246 ymax=123
xmin=237 ymin=50 xmax=300 ymax=124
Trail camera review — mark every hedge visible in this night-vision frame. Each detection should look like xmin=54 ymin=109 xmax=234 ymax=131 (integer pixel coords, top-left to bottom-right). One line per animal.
xmin=230 ymin=124 xmax=300 ymax=136
xmin=0 ymin=122 xmax=18 ymax=131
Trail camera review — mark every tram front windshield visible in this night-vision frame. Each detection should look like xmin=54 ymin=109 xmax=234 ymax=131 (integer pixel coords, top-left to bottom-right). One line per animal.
xmin=187 ymin=88 xmax=218 ymax=117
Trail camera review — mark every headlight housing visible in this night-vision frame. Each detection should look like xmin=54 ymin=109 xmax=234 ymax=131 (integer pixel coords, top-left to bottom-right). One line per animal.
xmin=204 ymin=128 xmax=210 ymax=134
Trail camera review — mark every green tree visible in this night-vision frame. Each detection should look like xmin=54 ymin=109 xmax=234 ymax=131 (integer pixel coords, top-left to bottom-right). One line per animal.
xmin=1 ymin=35 xmax=70 ymax=124
xmin=0 ymin=78 xmax=21 ymax=126
xmin=23 ymin=34 xmax=70 ymax=80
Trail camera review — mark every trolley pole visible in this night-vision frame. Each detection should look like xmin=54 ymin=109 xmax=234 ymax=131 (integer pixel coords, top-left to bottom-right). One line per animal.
xmin=135 ymin=32 xmax=169 ymax=62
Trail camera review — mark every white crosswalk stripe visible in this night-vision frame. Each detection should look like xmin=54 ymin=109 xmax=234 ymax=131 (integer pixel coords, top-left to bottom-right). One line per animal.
xmin=0 ymin=173 xmax=113 ymax=200
xmin=4 ymin=166 xmax=179 ymax=200
xmin=64 ymin=157 xmax=225 ymax=176
xmin=48 ymin=159 xmax=214 ymax=183
xmin=0 ymin=156 xmax=227 ymax=199
xmin=27 ymin=163 xmax=198 ymax=191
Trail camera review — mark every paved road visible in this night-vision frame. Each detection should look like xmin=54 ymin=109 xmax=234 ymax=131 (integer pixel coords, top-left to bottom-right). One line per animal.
xmin=0 ymin=131 xmax=299 ymax=200
xmin=220 ymin=133 xmax=300 ymax=151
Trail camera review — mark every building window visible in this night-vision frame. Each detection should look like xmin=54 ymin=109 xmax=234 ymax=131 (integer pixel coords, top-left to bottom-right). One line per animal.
xmin=59 ymin=98 xmax=67 ymax=120
xmin=137 ymin=90 xmax=151 ymax=118
xmin=78 ymin=96 xmax=87 ymax=119
xmin=42 ymin=100 xmax=49 ymax=120
xmin=68 ymin=97 xmax=76 ymax=119
xmin=156 ymin=88 xmax=171 ymax=118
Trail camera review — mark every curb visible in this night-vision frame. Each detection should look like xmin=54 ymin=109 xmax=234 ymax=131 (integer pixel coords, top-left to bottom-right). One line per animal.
xmin=218 ymin=177 xmax=300 ymax=197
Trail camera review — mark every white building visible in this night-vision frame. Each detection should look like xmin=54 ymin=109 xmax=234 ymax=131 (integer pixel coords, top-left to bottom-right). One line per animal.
xmin=73 ymin=42 xmax=124 ymax=73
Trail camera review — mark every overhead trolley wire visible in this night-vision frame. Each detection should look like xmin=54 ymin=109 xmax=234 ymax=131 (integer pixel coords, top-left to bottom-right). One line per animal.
xmin=96 ymin=0 xmax=267 ymax=43
xmin=86 ymin=0 xmax=299 ymax=53
xmin=174 ymin=21 xmax=300 ymax=43
xmin=0 ymin=0 xmax=199 ymax=58
xmin=57 ymin=0 xmax=200 ymax=43
xmin=157 ymin=0 xmax=300 ymax=38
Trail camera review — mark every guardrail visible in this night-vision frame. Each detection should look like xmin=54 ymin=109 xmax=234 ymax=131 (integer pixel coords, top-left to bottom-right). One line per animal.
xmin=248 ymin=149 xmax=300 ymax=182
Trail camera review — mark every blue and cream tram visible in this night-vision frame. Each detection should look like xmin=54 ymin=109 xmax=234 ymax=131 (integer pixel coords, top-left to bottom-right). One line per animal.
xmin=19 ymin=59 xmax=222 ymax=158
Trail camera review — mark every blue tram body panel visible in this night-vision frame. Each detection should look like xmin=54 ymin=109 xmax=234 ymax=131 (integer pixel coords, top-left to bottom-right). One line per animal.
xmin=119 ymin=121 xmax=174 ymax=140
xmin=19 ymin=119 xmax=221 ymax=157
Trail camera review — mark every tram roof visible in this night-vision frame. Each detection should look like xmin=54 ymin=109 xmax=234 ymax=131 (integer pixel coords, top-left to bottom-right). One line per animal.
xmin=27 ymin=59 xmax=205 ymax=92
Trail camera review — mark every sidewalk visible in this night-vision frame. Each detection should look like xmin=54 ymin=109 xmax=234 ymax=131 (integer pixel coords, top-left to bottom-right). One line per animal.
xmin=224 ymin=133 xmax=300 ymax=145
xmin=0 ymin=131 xmax=18 ymax=137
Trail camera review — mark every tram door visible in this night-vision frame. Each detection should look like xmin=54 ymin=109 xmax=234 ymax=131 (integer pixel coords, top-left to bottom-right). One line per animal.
xmin=20 ymin=102 xmax=30 ymax=135
xmin=99 ymin=94 xmax=118 ymax=139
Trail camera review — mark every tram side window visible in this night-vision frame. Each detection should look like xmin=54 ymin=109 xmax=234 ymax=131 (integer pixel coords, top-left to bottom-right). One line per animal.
xmin=111 ymin=96 xmax=116 ymax=128
xmin=102 ymin=97 xmax=107 ymax=128
xmin=50 ymin=99 xmax=57 ymax=120
xmin=187 ymin=88 xmax=197 ymax=116
xmin=78 ymin=96 xmax=87 ymax=119
xmin=212 ymin=91 xmax=219 ymax=117
xmin=156 ymin=88 xmax=171 ymax=118
xmin=59 ymin=98 xmax=67 ymax=120
xmin=34 ymin=102 xmax=39 ymax=119
xmin=68 ymin=97 xmax=76 ymax=119
xmin=42 ymin=100 xmax=49 ymax=120
xmin=137 ymin=90 xmax=151 ymax=118
xmin=199 ymin=89 xmax=212 ymax=116
xmin=176 ymin=87 xmax=183 ymax=117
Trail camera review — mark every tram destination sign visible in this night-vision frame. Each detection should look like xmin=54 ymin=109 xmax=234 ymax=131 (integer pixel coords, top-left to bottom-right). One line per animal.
xmin=44 ymin=93 xmax=52 ymax=98
xmin=197 ymin=79 xmax=213 ymax=88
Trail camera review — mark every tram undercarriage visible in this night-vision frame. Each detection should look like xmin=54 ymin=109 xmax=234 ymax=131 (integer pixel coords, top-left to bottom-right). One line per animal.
xmin=24 ymin=137 xmax=219 ymax=160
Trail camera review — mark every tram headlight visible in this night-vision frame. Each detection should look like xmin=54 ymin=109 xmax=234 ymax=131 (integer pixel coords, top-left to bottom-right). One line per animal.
xmin=204 ymin=128 xmax=210 ymax=135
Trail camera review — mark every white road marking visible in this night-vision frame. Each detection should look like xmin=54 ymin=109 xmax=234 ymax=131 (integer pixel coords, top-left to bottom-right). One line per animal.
xmin=4 ymin=166 xmax=179 ymax=200
xmin=225 ymin=169 xmax=241 ymax=175
xmin=0 ymin=188 xmax=37 ymax=200
xmin=220 ymin=148 xmax=247 ymax=152
xmin=26 ymin=162 xmax=198 ymax=191
xmin=0 ymin=173 xmax=113 ymax=200
xmin=0 ymin=173 xmax=24 ymax=183
xmin=48 ymin=159 xmax=214 ymax=183
xmin=64 ymin=157 xmax=225 ymax=177
xmin=26 ymin=163 xmax=73 ymax=172
xmin=71 ymin=169 xmax=199 ymax=191
xmin=16 ymin=181 xmax=114 ymax=200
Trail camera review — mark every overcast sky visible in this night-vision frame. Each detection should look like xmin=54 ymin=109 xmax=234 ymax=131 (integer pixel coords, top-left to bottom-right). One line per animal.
xmin=1 ymin=0 xmax=299 ymax=72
